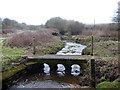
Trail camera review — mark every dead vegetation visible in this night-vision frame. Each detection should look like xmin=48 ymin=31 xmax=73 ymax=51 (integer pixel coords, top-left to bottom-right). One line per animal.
xmin=95 ymin=59 xmax=119 ymax=83
xmin=4 ymin=29 xmax=59 ymax=47
xmin=81 ymin=30 xmax=118 ymax=37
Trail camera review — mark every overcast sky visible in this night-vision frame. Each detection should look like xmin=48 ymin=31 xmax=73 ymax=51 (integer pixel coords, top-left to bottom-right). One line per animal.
xmin=0 ymin=0 xmax=119 ymax=25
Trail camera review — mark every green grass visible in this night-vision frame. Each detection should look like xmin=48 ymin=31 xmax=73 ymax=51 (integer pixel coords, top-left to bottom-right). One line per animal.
xmin=34 ymin=41 xmax=65 ymax=55
xmin=82 ymin=40 xmax=118 ymax=58
xmin=71 ymin=50 xmax=76 ymax=53
xmin=1 ymin=39 xmax=65 ymax=72
xmin=2 ymin=64 xmax=26 ymax=80
xmin=100 ymin=76 xmax=106 ymax=81
xmin=107 ymin=66 xmax=113 ymax=70
xmin=1 ymin=40 xmax=25 ymax=56
xmin=63 ymin=51 xmax=70 ymax=54
xmin=68 ymin=46 xmax=76 ymax=49
xmin=96 ymin=81 xmax=118 ymax=88
xmin=63 ymin=50 xmax=76 ymax=54
xmin=1 ymin=40 xmax=25 ymax=72
xmin=1 ymin=34 xmax=65 ymax=84
xmin=2 ymin=47 xmax=24 ymax=56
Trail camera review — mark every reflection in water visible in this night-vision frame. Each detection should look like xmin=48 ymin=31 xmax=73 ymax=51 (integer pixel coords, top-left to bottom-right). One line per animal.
xmin=9 ymin=58 xmax=81 ymax=88
xmin=8 ymin=42 xmax=86 ymax=89
xmin=71 ymin=64 xmax=80 ymax=76
xmin=8 ymin=64 xmax=82 ymax=89
xmin=14 ymin=81 xmax=78 ymax=88
xmin=9 ymin=74 xmax=81 ymax=89
xmin=57 ymin=71 xmax=65 ymax=76
xmin=0 ymin=37 xmax=7 ymax=39
xmin=57 ymin=64 xmax=65 ymax=71
xmin=44 ymin=63 xmax=50 ymax=75
xmin=57 ymin=64 xmax=65 ymax=76
xmin=8 ymin=64 xmax=81 ymax=88
xmin=43 ymin=63 xmax=81 ymax=76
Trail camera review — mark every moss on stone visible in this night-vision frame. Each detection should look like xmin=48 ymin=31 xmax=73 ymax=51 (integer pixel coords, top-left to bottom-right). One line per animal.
xmin=26 ymin=62 xmax=38 ymax=65
xmin=2 ymin=64 xmax=26 ymax=80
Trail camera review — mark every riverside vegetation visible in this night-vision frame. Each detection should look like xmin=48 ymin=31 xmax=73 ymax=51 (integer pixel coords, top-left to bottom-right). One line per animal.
xmin=72 ymin=34 xmax=119 ymax=88
xmin=1 ymin=30 xmax=65 ymax=82
xmin=2 ymin=32 xmax=119 ymax=89
xmin=1 ymin=17 xmax=119 ymax=89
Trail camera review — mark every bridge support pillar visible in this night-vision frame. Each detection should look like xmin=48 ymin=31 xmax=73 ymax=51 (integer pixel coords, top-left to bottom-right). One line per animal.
xmin=65 ymin=64 xmax=71 ymax=75
xmin=49 ymin=64 xmax=57 ymax=74
xmin=39 ymin=63 xmax=44 ymax=73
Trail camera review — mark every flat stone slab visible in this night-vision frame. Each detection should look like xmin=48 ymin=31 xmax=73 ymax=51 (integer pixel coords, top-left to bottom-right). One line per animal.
xmin=27 ymin=55 xmax=91 ymax=61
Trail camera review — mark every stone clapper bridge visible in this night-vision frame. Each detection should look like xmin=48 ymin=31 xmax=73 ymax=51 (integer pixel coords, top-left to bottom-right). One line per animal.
xmin=27 ymin=54 xmax=96 ymax=87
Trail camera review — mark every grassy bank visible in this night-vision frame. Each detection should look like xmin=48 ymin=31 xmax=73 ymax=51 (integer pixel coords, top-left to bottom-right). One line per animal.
xmin=82 ymin=40 xmax=118 ymax=57
xmin=1 ymin=31 xmax=119 ymax=88
xmin=2 ymin=40 xmax=64 ymax=71
xmin=1 ymin=39 xmax=25 ymax=72
xmin=1 ymin=30 xmax=65 ymax=71
xmin=2 ymin=36 xmax=65 ymax=89
xmin=72 ymin=35 xmax=119 ymax=88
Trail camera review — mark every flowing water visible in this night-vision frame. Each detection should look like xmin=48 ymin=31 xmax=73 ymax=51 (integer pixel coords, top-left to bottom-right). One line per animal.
xmin=56 ymin=42 xmax=86 ymax=55
xmin=8 ymin=42 xmax=87 ymax=89
xmin=0 ymin=37 xmax=7 ymax=39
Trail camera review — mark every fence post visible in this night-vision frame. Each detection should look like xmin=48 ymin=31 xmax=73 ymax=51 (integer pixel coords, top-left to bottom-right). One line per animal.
xmin=33 ymin=36 xmax=36 ymax=55
xmin=91 ymin=35 xmax=93 ymax=56
xmin=90 ymin=58 xmax=96 ymax=88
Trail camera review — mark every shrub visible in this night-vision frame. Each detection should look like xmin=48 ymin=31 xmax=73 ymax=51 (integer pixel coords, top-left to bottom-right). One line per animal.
xmin=2 ymin=29 xmax=15 ymax=34
xmin=4 ymin=31 xmax=54 ymax=47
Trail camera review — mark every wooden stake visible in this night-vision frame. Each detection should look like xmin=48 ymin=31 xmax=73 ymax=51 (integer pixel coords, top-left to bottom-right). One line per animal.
xmin=33 ymin=37 xmax=36 ymax=55
xmin=90 ymin=59 xmax=96 ymax=88
xmin=91 ymin=35 xmax=93 ymax=56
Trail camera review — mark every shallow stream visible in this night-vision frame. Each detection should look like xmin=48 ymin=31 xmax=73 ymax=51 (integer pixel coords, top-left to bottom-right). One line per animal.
xmin=8 ymin=42 xmax=87 ymax=89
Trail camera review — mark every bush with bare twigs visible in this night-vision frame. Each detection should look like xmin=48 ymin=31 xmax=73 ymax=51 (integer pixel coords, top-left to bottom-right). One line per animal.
xmin=4 ymin=31 xmax=55 ymax=47
xmin=2 ymin=29 xmax=15 ymax=34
